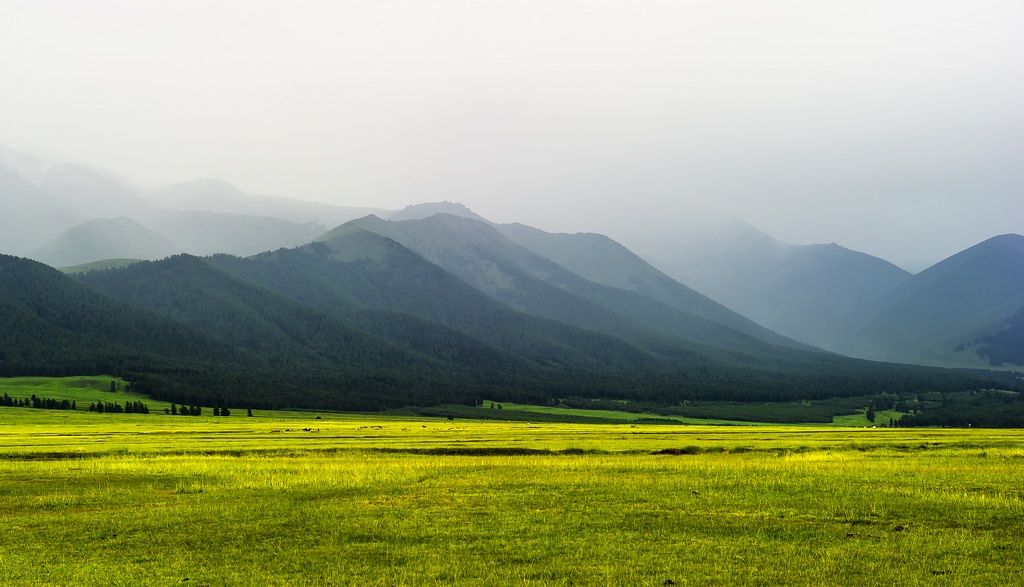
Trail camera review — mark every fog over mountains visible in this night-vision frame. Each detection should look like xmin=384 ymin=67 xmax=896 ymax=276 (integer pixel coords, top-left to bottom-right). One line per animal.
xmin=1 ymin=146 xmax=1022 ymax=376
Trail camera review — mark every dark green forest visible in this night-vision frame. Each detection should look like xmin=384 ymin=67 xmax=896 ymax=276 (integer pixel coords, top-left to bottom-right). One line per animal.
xmin=2 ymin=250 xmax=1019 ymax=416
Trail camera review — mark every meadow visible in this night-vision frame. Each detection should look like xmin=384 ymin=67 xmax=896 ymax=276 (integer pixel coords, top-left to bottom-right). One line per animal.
xmin=1 ymin=378 xmax=1023 ymax=586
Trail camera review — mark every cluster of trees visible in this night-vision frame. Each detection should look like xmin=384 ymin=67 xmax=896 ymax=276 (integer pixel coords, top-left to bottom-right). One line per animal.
xmin=89 ymin=400 xmax=150 ymax=414
xmin=165 ymin=404 xmax=245 ymax=416
xmin=168 ymin=403 xmax=203 ymax=416
xmin=898 ymin=390 xmax=1024 ymax=427
xmin=1 ymin=393 xmax=76 ymax=410
xmin=0 ymin=392 xmax=153 ymax=414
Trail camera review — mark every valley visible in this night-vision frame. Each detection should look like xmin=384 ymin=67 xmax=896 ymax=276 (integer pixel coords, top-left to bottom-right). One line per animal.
xmin=1 ymin=146 xmax=1022 ymax=420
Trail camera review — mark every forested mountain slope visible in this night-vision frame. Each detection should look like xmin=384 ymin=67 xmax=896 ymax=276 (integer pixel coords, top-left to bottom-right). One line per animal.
xmin=332 ymin=214 xmax=805 ymax=356
xmin=3 ymin=245 xmax=1014 ymax=411
xmin=494 ymin=221 xmax=805 ymax=349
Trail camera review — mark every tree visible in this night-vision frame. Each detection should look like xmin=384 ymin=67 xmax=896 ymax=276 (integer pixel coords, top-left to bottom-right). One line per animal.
xmin=170 ymin=403 xmax=178 ymax=416
xmin=110 ymin=380 xmax=116 ymax=393
xmin=866 ymin=406 xmax=876 ymax=423
xmin=221 ymin=407 xmax=231 ymax=417
xmin=247 ymin=408 xmax=253 ymax=417
xmin=213 ymin=407 xmax=221 ymax=416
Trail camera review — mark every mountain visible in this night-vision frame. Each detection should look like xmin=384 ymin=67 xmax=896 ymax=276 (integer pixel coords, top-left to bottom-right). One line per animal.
xmin=388 ymin=201 xmax=485 ymax=222
xmin=4 ymin=144 xmax=1020 ymax=374
xmin=639 ymin=216 xmax=1024 ymax=367
xmin=149 ymin=178 xmax=387 ymax=227
xmin=65 ymin=253 xmax=537 ymax=409
xmin=205 ymin=229 xmax=1013 ymax=403
xmin=493 ymin=222 xmax=805 ymax=350
xmin=4 ymin=238 xmax=1012 ymax=413
xmin=636 ymin=215 xmax=913 ymax=349
xmin=208 ymin=230 xmax=673 ymax=382
xmin=32 ymin=162 xmax=327 ymax=258
xmin=0 ymin=253 xmax=239 ymax=381
xmin=329 ymin=214 xmax=806 ymax=357
xmin=0 ymin=148 xmax=328 ymax=266
xmin=141 ymin=209 xmax=325 ymax=258
xmin=38 ymin=162 xmax=156 ymax=220
xmin=32 ymin=217 xmax=179 ymax=267
xmin=837 ymin=234 xmax=1024 ymax=366
xmin=0 ymin=156 xmax=82 ymax=255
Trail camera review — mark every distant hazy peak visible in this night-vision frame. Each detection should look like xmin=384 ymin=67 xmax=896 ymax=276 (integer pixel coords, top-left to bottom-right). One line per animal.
xmin=0 ymin=146 xmax=139 ymax=191
xmin=977 ymin=233 xmax=1024 ymax=249
xmin=913 ymin=233 xmax=1024 ymax=281
xmin=387 ymin=201 xmax=486 ymax=222
xmin=0 ymin=146 xmax=50 ymax=184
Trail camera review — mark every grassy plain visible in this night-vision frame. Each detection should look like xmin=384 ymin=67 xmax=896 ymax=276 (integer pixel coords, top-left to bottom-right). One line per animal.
xmin=1 ymin=380 xmax=1023 ymax=585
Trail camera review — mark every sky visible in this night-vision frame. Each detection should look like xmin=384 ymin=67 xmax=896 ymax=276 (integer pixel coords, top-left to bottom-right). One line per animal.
xmin=2 ymin=0 xmax=1022 ymax=271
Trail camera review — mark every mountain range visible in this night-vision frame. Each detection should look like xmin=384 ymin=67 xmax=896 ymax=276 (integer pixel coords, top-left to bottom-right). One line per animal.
xmin=1 ymin=146 xmax=1022 ymax=416
xmin=635 ymin=215 xmax=1024 ymax=368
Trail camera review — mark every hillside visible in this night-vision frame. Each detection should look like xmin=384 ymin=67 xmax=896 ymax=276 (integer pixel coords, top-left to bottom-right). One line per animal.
xmin=636 ymin=216 xmax=912 ymax=350
xmin=209 ymin=231 xmax=674 ymax=380
xmin=494 ymin=222 xmax=805 ymax=350
xmin=332 ymin=214 xmax=807 ymax=357
xmin=32 ymin=217 xmax=179 ymax=267
xmin=0 ymin=254 xmax=238 ymax=380
xmin=3 ymin=243 xmax=1013 ymax=412
xmin=837 ymin=234 xmax=1024 ymax=366
xmin=75 ymin=254 xmax=507 ymax=408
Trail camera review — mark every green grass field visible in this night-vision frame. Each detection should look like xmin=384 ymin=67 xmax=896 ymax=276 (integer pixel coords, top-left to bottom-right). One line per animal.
xmin=2 ymin=378 xmax=1023 ymax=585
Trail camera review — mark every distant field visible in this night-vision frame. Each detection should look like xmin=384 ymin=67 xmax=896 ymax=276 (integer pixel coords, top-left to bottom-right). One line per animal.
xmin=0 ymin=375 xmax=148 ymax=404
xmin=0 ymin=376 xmax=324 ymax=421
xmin=2 ymin=378 xmax=1024 ymax=585
xmin=1 ymin=376 xmax=894 ymax=427
xmin=452 ymin=400 xmax=897 ymax=427
xmin=476 ymin=400 xmax=754 ymax=425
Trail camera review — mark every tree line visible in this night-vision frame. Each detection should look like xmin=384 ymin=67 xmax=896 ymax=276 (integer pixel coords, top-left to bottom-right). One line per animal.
xmin=89 ymin=400 xmax=150 ymax=414
xmin=2 ymin=393 xmax=76 ymax=410
xmin=0 ymin=393 xmax=153 ymax=414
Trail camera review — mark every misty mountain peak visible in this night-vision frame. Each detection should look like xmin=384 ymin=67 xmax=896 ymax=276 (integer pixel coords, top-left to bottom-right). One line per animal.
xmin=388 ymin=201 xmax=486 ymax=222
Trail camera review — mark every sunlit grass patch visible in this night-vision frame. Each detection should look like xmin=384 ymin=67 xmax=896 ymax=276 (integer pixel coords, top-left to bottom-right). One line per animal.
xmin=1 ymin=409 xmax=1023 ymax=585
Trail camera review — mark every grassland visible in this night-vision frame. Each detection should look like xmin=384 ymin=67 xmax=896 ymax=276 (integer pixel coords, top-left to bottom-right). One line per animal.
xmin=2 ymin=378 xmax=1023 ymax=585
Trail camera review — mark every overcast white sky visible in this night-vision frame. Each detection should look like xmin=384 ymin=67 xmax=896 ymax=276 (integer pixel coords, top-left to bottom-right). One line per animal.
xmin=2 ymin=0 xmax=1022 ymax=270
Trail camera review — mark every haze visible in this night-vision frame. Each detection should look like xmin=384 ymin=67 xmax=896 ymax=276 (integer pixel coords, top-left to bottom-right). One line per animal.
xmin=2 ymin=1 xmax=1022 ymax=271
